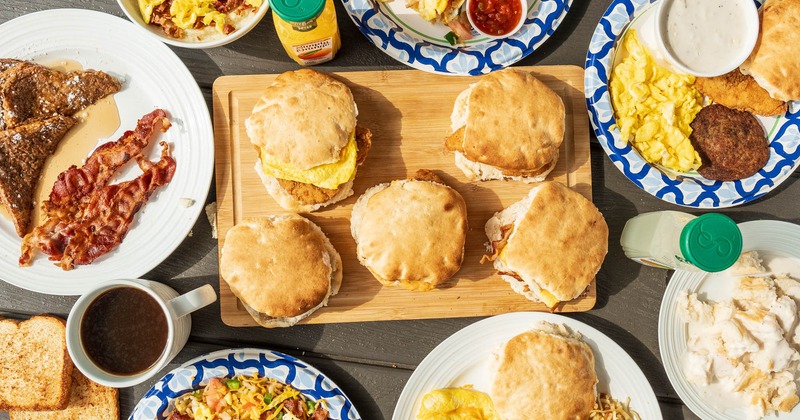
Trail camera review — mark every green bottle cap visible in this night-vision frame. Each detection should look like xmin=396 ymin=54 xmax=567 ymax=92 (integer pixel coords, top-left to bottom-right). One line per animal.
xmin=679 ymin=213 xmax=742 ymax=272
xmin=270 ymin=0 xmax=325 ymax=22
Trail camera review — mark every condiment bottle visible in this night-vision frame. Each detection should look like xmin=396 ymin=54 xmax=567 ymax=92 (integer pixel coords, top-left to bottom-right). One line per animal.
xmin=620 ymin=211 xmax=742 ymax=272
xmin=270 ymin=0 xmax=341 ymax=66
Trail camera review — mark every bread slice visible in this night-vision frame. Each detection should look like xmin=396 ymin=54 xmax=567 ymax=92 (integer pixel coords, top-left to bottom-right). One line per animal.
xmin=0 ymin=116 xmax=76 ymax=236
xmin=10 ymin=369 xmax=119 ymax=420
xmin=0 ymin=315 xmax=73 ymax=411
xmin=0 ymin=62 xmax=120 ymax=130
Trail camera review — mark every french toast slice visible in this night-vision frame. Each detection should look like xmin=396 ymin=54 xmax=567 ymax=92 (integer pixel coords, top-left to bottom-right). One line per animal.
xmin=0 ymin=116 xmax=75 ymax=236
xmin=0 ymin=62 xmax=120 ymax=130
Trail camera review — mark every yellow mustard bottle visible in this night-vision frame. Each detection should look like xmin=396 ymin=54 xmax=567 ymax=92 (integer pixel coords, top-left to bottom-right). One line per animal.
xmin=270 ymin=0 xmax=341 ymax=65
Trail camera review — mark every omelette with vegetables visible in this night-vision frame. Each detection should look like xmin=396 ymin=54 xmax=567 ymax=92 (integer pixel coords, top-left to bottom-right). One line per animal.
xmin=167 ymin=374 xmax=330 ymax=420
xmin=609 ymin=29 xmax=704 ymax=173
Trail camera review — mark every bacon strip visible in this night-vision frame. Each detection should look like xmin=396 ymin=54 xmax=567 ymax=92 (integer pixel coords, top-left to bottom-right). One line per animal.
xmin=59 ymin=144 xmax=176 ymax=268
xmin=45 ymin=109 xmax=169 ymax=214
xmin=480 ymin=224 xmax=514 ymax=264
xmin=20 ymin=109 xmax=174 ymax=269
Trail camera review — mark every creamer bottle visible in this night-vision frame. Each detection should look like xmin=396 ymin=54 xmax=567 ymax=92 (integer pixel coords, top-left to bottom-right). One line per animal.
xmin=620 ymin=211 xmax=742 ymax=272
xmin=270 ymin=0 xmax=341 ymax=65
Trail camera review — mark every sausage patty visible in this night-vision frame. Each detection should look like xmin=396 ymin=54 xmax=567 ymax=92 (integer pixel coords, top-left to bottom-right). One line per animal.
xmin=689 ymin=104 xmax=769 ymax=181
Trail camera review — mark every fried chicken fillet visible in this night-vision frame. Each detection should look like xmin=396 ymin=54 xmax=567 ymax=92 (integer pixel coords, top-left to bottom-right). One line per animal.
xmin=695 ymin=70 xmax=788 ymax=117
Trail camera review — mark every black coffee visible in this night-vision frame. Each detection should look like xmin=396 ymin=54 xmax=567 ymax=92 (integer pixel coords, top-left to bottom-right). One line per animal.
xmin=80 ymin=287 xmax=168 ymax=375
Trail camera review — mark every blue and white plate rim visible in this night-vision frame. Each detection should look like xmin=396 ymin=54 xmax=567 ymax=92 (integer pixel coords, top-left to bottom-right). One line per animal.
xmin=340 ymin=0 xmax=573 ymax=75
xmin=129 ymin=348 xmax=361 ymax=420
xmin=584 ymin=0 xmax=800 ymax=208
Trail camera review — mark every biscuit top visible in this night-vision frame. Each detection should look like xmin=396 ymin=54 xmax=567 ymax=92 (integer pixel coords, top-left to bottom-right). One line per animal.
xmin=352 ymin=179 xmax=468 ymax=290
xmin=220 ymin=215 xmax=335 ymax=318
xmin=462 ymin=69 xmax=565 ymax=172
xmin=491 ymin=322 xmax=597 ymax=419
xmin=502 ymin=182 xmax=608 ymax=301
xmin=740 ymin=0 xmax=800 ymax=101
xmin=245 ymin=69 xmax=356 ymax=170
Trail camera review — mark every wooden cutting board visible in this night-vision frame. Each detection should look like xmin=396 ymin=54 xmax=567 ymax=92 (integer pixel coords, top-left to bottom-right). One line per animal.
xmin=213 ymin=66 xmax=594 ymax=326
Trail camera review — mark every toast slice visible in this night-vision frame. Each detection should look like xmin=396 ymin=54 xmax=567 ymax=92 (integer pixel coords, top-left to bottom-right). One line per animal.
xmin=0 ymin=315 xmax=73 ymax=411
xmin=0 ymin=62 xmax=120 ymax=130
xmin=9 ymin=369 xmax=119 ymax=420
xmin=0 ymin=116 xmax=75 ymax=236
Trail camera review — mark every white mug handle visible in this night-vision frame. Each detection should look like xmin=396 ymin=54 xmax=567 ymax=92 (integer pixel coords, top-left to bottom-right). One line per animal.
xmin=168 ymin=284 xmax=217 ymax=319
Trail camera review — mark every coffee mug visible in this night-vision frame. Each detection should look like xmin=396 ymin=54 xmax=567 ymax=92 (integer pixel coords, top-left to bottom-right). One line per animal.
xmin=66 ymin=279 xmax=217 ymax=388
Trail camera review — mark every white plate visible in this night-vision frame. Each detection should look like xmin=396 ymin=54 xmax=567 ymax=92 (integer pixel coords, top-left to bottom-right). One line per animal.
xmin=659 ymin=220 xmax=800 ymax=419
xmin=393 ymin=312 xmax=662 ymax=419
xmin=0 ymin=9 xmax=213 ymax=295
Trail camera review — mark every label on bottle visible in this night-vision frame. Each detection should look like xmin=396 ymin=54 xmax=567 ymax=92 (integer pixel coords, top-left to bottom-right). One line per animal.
xmin=291 ymin=37 xmax=334 ymax=65
xmin=291 ymin=18 xmax=318 ymax=32
xmin=631 ymin=257 xmax=673 ymax=270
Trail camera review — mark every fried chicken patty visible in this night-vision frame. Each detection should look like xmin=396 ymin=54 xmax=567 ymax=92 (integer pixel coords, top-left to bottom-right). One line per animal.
xmin=690 ymin=104 xmax=769 ymax=181
xmin=695 ymin=70 xmax=788 ymax=117
xmin=277 ymin=126 xmax=372 ymax=205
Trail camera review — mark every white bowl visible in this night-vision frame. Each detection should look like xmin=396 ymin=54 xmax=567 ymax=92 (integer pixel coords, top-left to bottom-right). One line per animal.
xmin=116 ymin=0 xmax=269 ymax=49
xmin=466 ymin=0 xmax=527 ymax=40
xmin=654 ymin=0 xmax=759 ymax=77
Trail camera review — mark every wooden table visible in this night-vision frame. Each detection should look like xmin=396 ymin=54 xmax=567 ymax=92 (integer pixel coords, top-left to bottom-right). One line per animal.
xmin=1 ymin=1 xmax=798 ymax=419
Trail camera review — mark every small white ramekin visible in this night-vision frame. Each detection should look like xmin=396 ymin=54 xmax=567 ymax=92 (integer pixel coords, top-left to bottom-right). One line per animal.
xmin=653 ymin=0 xmax=759 ymax=77
xmin=466 ymin=0 xmax=528 ymax=40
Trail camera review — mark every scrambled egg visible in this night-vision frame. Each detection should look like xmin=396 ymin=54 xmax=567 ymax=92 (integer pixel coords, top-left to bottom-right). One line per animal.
xmin=413 ymin=0 xmax=450 ymax=21
xmin=609 ymin=29 xmax=703 ymax=172
xmin=139 ymin=0 xmax=262 ymax=33
xmin=417 ymin=387 xmax=501 ymax=420
xmin=260 ymin=132 xmax=357 ymax=189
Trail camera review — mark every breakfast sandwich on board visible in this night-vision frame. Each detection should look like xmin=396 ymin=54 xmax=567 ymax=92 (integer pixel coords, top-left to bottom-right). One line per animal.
xmin=483 ymin=181 xmax=608 ymax=310
xmin=351 ymin=169 xmax=468 ymax=291
xmin=220 ymin=215 xmax=342 ymax=327
xmin=445 ymin=68 xmax=564 ymax=183
xmin=245 ymin=69 xmax=372 ymax=212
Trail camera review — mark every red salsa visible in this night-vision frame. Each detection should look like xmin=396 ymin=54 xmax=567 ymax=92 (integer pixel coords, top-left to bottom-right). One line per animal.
xmin=469 ymin=0 xmax=523 ymax=36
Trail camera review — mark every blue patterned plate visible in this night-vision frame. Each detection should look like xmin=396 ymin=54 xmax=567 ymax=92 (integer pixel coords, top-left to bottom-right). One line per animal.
xmin=130 ymin=348 xmax=360 ymax=420
xmin=585 ymin=0 xmax=800 ymax=208
xmin=341 ymin=0 xmax=572 ymax=75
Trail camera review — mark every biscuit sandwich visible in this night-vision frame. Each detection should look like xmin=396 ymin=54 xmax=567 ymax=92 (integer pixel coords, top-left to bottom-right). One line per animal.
xmin=740 ymin=0 xmax=800 ymax=101
xmin=445 ymin=69 xmax=564 ymax=183
xmin=482 ymin=181 xmax=608 ymax=310
xmin=220 ymin=215 xmax=342 ymax=327
xmin=490 ymin=321 xmax=597 ymax=419
xmin=350 ymin=169 xmax=468 ymax=291
xmin=245 ymin=69 xmax=372 ymax=212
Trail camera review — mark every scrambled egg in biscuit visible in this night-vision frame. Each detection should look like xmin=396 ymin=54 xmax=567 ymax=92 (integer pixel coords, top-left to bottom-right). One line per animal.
xmin=610 ymin=30 xmax=703 ymax=172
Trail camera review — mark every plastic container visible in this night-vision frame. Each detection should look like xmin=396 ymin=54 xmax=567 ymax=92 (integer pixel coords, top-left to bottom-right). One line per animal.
xmin=620 ymin=211 xmax=742 ymax=272
xmin=270 ymin=0 xmax=341 ymax=65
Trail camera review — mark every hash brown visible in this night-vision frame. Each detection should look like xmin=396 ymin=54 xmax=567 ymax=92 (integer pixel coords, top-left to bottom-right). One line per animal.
xmin=695 ymin=70 xmax=787 ymax=117
xmin=690 ymin=104 xmax=769 ymax=181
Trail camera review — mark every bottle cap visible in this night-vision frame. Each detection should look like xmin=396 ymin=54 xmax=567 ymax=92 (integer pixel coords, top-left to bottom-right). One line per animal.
xmin=270 ymin=0 xmax=325 ymax=22
xmin=679 ymin=213 xmax=742 ymax=272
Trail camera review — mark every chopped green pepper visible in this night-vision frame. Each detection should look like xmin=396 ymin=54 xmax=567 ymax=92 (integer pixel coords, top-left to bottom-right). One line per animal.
xmin=306 ymin=399 xmax=316 ymax=412
xmin=226 ymin=379 xmax=241 ymax=390
xmin=264 ymin=393 xmax=273 ymax=404
xmin=444 ymin=31 xmax=459 ymax=46
xmin=193 ymin=390 xmax=202 ymax=398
